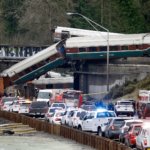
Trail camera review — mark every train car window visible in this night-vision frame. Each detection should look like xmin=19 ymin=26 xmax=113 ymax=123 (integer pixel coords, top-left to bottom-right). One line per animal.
xmin=53 ymin=33 xmax=61 ymax=43
xmin=89 ymin=47 xmax=97 ymax=52
xmin=97 ymin=47 xmax=100 ymax=51
xmin=32 ymin=65 xmax=38 ymax=70
xmin=61 ymin=31 xmax=70 ymax=40
xmin=110 ymin=46 xmax=119 ymax=51
xmin=128 ymin=45 xmax=136 ymax=50
xmin=79 ymin=48 xmax=86 ymax=52
xmin=135 ymin=45 xmax=139 ymax=49
xmin=71 ymin=35 xmax=78 ymax=37
xmin=121 ymin=46 xmax=128 ymax=50
xmin=100 ymin=46 xmax=107 ymax=51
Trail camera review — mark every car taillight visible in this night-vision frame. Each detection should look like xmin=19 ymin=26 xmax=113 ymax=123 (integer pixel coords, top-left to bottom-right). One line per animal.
xmin=47 ymin=114 xmax=52 ymax=117
xmin=129 ymin=133 xmax=135 ymax=139
xmin=55 ymin=118 xmax=61 ymax=121
xmin=111 ymin=125 xmax=115 ymax=130
xmin=143 ymin=139 xmax=147 ymax=146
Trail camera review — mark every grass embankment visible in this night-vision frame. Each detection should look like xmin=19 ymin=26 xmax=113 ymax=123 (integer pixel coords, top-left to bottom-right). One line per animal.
xmin=109 ymin=75 xmax=150 ymax=101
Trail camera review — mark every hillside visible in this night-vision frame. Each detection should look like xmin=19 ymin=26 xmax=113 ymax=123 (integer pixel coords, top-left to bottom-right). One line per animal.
xmin=0 ymin=0 xmax=149 ymax=45
xmin=111 ymin=75 xmax=150 ymax=101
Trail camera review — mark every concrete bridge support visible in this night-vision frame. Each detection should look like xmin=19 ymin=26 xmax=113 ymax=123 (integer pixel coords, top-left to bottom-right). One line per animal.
xmin=75 ymin=57 xmax=150 ymax=99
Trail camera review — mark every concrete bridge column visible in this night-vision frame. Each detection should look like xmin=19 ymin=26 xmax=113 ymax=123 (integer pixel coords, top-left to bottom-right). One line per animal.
xmin=77 ymin=58 xmax=150 ymax=99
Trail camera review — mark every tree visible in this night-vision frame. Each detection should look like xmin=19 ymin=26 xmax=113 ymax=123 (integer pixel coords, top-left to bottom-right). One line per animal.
xmin=68 ymin=0 xmax=149 ymax=33
xmin=114 ymin=0 xmax=146 ymax=33
xmin=68 ymin=0 xmax=100 ymax=30
xmin=1 ymin=0 xmax=25 ymax=36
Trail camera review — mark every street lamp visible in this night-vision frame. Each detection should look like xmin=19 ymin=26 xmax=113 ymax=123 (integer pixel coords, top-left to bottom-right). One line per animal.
xmin=66 ymin=12 xmax=110 ymax=92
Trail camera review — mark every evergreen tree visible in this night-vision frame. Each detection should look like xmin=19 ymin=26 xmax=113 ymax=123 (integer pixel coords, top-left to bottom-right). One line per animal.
xmin=68 ymin=0 xmax=149 ymax=33
xmin=1 ymin=0 xmax=25 ymax=36
xmin=115 ymin=0 xmax=146 ymax=33
xmin=68 ymin=0 xmax=100 ymax=30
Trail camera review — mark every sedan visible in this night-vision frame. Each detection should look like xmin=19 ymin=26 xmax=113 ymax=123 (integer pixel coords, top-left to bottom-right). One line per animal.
xmin=18 ymin=101 xmax=31 ymax=115
xmin=104 ymin=118 xmax=127 ymax=139
xmin=1 ymin=101 xmax=13 ymax=111
xmin=136 ymin=123 xmax=150 ymax=150
xmin=45 ymin=107 xmax=62 ymax=122
xmin=50 ymin=110 xmax=65 ymax=125
xmin=119 ymin=119 xmax=143 ymax=143
xmin=124 ymin=123 xmax=142 ymax=148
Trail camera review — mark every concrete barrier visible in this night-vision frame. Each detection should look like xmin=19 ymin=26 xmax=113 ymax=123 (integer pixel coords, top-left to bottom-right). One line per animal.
xmin=0 ymin=111 xmax=132 ymax=150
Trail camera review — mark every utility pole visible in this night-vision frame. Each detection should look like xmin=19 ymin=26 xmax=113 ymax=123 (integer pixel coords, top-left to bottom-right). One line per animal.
xmin=101 ymin=0 xmax=104 ymax=25
xmin=109 ymin=0 xmax=112 ymax=30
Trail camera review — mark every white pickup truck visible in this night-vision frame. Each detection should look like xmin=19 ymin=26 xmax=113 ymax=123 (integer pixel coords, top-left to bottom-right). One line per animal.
xmin=114 ymin=100 xmax=135 ymax=116
xmin=78 ymin=109 xmax=117 ymax=136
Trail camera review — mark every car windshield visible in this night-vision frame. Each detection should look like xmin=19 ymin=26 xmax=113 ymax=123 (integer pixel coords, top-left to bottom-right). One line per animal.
xmin=13 ymin=101 xmax=19 ymax=105
xmin=119 ymin=102 xmax=132 ymax=105
xmin=126 ymin=121 xmax=142 ymax=127
xmin=146 ymin=103 xmax=150 ymax=108
xmin=52 ymin=103 xmax=65 ymax=109
xmin=20 ymin=103 xmax=30 ymax=107
xmin=31 ymin=102 xmax=48 ymax=108
xmin=133 ymin=126 xmax=141 ymax=134
xmin=49 ymin=108 xmax=56 ymax=113
xmin=2 ymin=97 xmax=17 ymax=103
xmin=81 ymin=105 xmax=96 ymax=111
xmin=38 ymin=92 xmax=52 ymax=99
xmin=76 ymin=112 xmax=81 ymax=117
xmin=97 ymin=112 xmax=111 ymax=118
xmin=79 ymin=111 xmax=86 ymax=119
xmin=113 ymin=119 xmax=125 ymax=127
xmin=108 ymin=111 xmax=116 ymax=117
xmin=4 ymin=102 xmax=12 ymax=105
xmin=63 ymin=91 xmax=80 ymax=100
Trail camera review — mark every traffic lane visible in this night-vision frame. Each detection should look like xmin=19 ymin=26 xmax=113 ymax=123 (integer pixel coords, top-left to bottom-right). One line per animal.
xmin=0 ymin=132 xmax=95 ymax=150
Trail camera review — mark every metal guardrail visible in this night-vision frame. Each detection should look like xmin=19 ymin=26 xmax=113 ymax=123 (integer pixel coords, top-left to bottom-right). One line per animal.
xmin=0 ymin=111 xmax=131 ymax=150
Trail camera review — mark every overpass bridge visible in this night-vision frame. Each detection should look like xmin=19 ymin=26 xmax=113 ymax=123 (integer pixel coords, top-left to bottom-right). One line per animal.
xmin=0 ymin=27 xmax=150 ymax=96
xmin=0 ymin=44 xmax=48 ymax=73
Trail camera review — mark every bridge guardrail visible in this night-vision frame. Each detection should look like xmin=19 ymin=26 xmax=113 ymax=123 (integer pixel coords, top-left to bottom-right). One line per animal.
xmin=0 ymin=110 xmax=131 ymax=150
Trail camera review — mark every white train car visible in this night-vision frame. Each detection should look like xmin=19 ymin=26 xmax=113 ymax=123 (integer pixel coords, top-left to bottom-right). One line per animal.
xmin=53 ymin=26 xmax=122 ymax=42
xmin=1 ymin=40 xmax=65 ymax=78
xmin=1 ymin=27 xmax=150 ymax=80
xmin=65 ymin=33 xmax=150 ymax=48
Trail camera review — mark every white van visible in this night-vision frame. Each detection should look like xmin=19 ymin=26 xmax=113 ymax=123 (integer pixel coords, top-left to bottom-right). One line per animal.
xmin=36 ymin=89 xmax=66 ymax=104
xmin=37 ymin=89 xmax=53 ymax=102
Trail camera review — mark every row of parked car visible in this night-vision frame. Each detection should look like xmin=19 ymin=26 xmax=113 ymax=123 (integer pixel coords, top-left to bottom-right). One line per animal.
xmin=0 ymin=96 xmax=98 ymax=117
xmin=0 ymin=96 xmax=68 ymax=116
xmin=44 ymin=102 xmax=150 ymax=150
xmin=0 ymin=96 xmax=31 ymax=114
xmin=1 ymin=96 xmax=150 ymax=150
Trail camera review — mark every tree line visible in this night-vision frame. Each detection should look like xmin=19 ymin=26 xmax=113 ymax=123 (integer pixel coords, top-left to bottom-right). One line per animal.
xmin=0 ymin=0 xmax=149 ymax=45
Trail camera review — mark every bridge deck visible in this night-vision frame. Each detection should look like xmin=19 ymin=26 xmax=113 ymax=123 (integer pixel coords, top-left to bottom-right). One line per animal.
xmin=14 ymin=48 xmax=150 ymax=84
